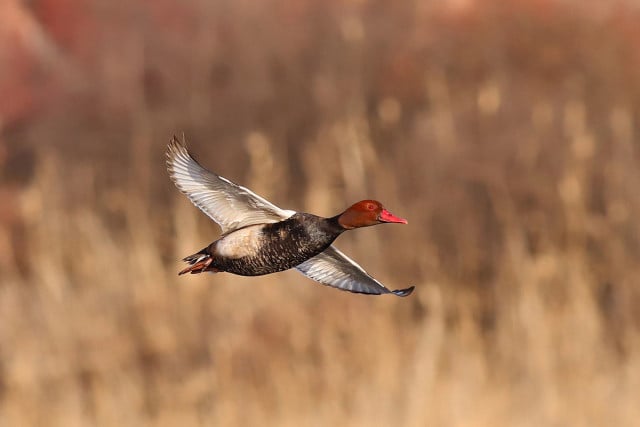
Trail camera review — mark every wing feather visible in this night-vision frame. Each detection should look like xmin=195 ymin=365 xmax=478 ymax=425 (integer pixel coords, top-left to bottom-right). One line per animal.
xmin=295 ymin=246 xmax=414 ymax=297
xmin=166 ymin=136 xmax=295 ymax=233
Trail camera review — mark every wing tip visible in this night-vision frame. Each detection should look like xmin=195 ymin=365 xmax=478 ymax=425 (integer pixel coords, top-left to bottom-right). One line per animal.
xmin=341 ymin=284 xmax=415 ymax=297
xmin=391 ymin=285 xmax=415 ymax=297
xmin=166 ymin=134 xmax=187 ymax=159
xmin=166 ymin=134 xmax=194 ymax=179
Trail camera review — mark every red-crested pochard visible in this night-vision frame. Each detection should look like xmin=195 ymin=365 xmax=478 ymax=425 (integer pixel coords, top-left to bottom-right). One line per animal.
xmin=167 ymin=136 xmax=414 ymax=297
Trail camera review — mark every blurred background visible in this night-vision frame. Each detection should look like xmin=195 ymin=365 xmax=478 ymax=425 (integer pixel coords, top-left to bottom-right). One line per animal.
xmin=1 ymin=0 xmax=640 ymax=425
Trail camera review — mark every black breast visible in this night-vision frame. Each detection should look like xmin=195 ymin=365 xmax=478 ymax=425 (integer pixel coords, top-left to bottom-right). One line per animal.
xmin=214 ymin=213 xmax=343 ymax=276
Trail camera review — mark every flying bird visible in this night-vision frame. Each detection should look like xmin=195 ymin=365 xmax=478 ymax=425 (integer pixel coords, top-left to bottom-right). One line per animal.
xmin=166 ymin=136 xmax=414 ymax=297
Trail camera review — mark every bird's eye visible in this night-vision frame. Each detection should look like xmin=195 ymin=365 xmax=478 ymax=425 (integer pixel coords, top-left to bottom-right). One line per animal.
xmin=366 ymin=203 xmax=375 ymax=211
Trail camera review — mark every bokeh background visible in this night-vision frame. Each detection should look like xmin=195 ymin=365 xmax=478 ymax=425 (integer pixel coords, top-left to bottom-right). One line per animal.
xmin=2 ymin=0 xmax=640 ymax=425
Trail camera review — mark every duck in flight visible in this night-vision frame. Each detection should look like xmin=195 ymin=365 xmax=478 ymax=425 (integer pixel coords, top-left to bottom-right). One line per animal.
xmin=166 ymin=136 xmax=414 ymax=297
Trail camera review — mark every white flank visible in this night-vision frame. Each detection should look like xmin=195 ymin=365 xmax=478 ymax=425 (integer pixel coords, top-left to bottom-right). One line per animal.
xmin=214 ymin=225 xmax=264 ymax=259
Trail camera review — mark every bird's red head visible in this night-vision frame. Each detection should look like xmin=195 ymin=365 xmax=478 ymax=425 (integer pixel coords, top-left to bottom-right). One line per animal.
xmin=337 ymin=200 xmax=408 ymax=229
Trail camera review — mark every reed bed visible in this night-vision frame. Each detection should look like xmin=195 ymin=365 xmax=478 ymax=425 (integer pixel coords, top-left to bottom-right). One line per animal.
xmin=1 ymin=1 xmax=640 ymax=425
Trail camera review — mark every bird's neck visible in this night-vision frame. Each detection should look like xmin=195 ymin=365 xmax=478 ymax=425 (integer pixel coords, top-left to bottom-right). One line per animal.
xmin=326 ymin=214 xmax=349 ymax=233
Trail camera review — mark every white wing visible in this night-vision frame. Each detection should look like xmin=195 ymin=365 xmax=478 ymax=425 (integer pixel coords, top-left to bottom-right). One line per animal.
xmin=295 ymin=246 xmax=414 ymax=297
xmin=166 ymin=136 xmax=295 ymax=233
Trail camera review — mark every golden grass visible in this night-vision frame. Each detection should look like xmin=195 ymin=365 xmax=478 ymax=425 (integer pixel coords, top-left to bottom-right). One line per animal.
xmin=2 ymin=1 xmax=640 ymax=425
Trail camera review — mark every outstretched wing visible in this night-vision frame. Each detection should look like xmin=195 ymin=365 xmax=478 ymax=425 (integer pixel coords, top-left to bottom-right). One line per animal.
xmin=295 ymin=246 xmax=414 ymax=297
xmin=166 ymin=136 xmax=295 ymax=233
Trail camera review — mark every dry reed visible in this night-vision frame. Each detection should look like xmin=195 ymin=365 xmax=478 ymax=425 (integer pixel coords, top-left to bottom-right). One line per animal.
xmin=1 ymin=1 xmax=640 ymax=426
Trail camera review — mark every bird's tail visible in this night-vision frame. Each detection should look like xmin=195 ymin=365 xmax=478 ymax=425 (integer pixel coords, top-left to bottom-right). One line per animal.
xmin=178 ymin=248 xmax=216 ymax=275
